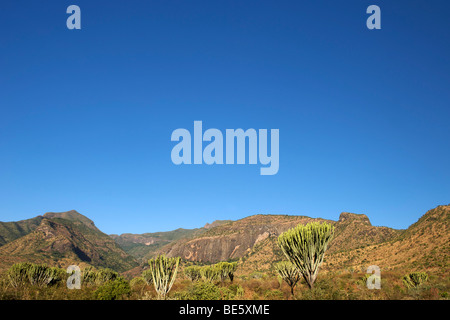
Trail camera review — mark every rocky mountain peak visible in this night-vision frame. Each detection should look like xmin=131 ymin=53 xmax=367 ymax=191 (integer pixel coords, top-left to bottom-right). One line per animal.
xmin=338 ymin=212 xmax=371 ymax=226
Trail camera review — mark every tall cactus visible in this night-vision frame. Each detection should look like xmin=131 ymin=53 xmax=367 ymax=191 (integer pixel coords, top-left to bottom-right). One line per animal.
xmin=274 ymin=261 xmax=301 ymax=296
xmin=200 ymin=265 xmax=220 ymax=282
xmin=278 ymin=221 xmax=334 ymax=289
xmin=147 ymin=255 xmax=180 ymax=299
xmin=216 ymin=262 xmax=238 ymax=282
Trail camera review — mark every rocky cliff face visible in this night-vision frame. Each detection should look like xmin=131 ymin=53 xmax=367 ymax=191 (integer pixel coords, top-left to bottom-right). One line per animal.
xmin=161 ymin=212 xmax=401 ymax=263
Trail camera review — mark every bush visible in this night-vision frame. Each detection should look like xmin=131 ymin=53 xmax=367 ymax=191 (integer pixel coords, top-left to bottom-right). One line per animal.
xmin=94 ymin=277 xmax=131 ymax=300
xmin=176 ymin=281 xmax=221 ymax=300
xmin=142 ymin=269 xmax=154 ymax=285
xmin=184 ymin=266 xmax=202 ymax=282
xmin=82 ymin=267 xmax=118 ymax=286
xmin=201 ymin=265 xmax=220 ymax=282
xmin=7 ymin=263 xmax=65 ymax=288
xmin=402 ymin=272 xmax=428 ymax=289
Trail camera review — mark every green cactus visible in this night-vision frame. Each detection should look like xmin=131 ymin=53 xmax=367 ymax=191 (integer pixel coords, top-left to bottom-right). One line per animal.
xmin=7 ymin=262 xmax=65 ymax=288
xmin=142 ymin=269 xmax=154 ymax=285
xmin=216 ymin=262 xmax=238 ymax=282
xmin=148 ymin=255 xmax=180 ymax=299
xmin=200 ymin=265 xmax=220 ymax=282
xmin=184 ymin=265 xmax=202 ymax=282
xmin=277 ymin=221 xmax=334 ymax=289
xmin=402 ymin=272 xmax=428 ymax=289
xmin=274 ymin=261 xmax=301 ymax=296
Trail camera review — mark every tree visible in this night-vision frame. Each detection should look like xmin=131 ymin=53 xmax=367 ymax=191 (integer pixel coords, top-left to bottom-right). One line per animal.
xmin=277 ymin=221 xmax=334 ymax=289
xmin=200 ymin=265 xmax=220 ymax=282
xmin=216 ymin=262 xmax=238 ymax=283
xmin=184 ymin=266 xmax=202 ymax=282
xmin=147 ymin=255 xmax=180 ymax=299
xmin=274 ymin=261 xmax=301 ymax=296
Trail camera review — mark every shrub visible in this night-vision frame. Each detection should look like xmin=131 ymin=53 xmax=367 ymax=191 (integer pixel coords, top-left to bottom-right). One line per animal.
xmin=177 ymin=281 xmax=222 ymax=300
xmin=274 ymin=261 xmax=301 ymax=296
xmin=94 ymin=277 xmax=131 ymax=300
xmin=216 ymin=262 xmax=238 ymax=282
xmin=142 ymin=269 xmax=154 ymax=285
xmin=402 ymin=272 xmax=428 ymax=289
xmin=201 ymin=265 xmax=220 ymax=282
xmin=82 ymin=267 xmax=118 ymax=286
xmin=184 ymin=266 xmax=202 ymax=282
xmin=7 ymin=263 xmax=65 ymax=288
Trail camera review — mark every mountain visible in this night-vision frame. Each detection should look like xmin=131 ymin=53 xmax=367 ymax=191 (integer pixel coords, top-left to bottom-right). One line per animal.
xmin=159 ymin=212 xmax=401 ymax=264
xmin=0 ymin=216 xmax=44 ymax=246
xmin=0 ymin=210 xmax=138 ymax=272
xmin=0 ymin=205 xmax=447 ymax=276
xmin=324 ymin=205 xmax=449 ymax=275
xmin=110 ymin=220 xmax=232 ymax=261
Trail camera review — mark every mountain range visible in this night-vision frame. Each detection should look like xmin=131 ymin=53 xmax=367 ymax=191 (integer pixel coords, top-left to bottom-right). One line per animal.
xmin=0 ymin=205 xmax=448 ymax=277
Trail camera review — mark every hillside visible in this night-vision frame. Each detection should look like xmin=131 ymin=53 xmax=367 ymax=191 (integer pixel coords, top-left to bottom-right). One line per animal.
xmin=110 ymin=220 xmax=231 ymax=261
xmin=0 ymin=211 xmax=138 ymax=272
xmin=324 ymin=205 xmax=450 ymax=275
xmin=160 ymin=212 xmax=401 ymax=264
xmin=0 ymin=216 xmax=44 ymax=246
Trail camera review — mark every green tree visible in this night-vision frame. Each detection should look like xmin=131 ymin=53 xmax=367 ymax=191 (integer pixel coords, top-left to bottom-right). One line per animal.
xmin=147 ymin=255 xmax=180 ymax=299
xmin=216 ymin=262 xmax=238 ymax=283
xmin=402 ymin=272 xmax=428 ymax=289
xmin=184 ymin=265 xmax=202 ymax=282
xmin=7 ymin=263 xmax=65 ymax=288
xmin=277 ymin=221 xmax=334 ymax=289
xmin=94 ymin=277 xmax=131 ymax=300
xmin=274 ymin=261 xmax=301 ymax=296
xmin=200 ymin=265 xmax=220 ymax=282
xmin=142 ymin=269 xmax=154 ymax=285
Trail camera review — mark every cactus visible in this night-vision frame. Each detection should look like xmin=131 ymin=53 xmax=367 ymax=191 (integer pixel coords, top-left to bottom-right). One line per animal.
xmin=147 ymin=255 xmax=180 ymax=299
xmin=184 ymin=265 xmax=202 ymax=281
xmin=142 ymin=269 xmax=154 ymax=285
xmin=274 ymin=261 xmax=301 ymax=296
xmin=82 ymin=266 xmax=118 ymax=286
xmin=200 ymin=265 xmax=220 ymax=282
xmin=402 ymin=272 xmax=428 ymax=289
xmin=278 ymin=221 xmax=334 ymax=289
xmin=216 ymin=262 xmax=238 ymax=282
xmin=7 ymin=262 xmax=65 ymax=288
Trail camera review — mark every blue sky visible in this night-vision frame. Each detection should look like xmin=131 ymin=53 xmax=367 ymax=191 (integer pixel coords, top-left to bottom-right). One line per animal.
xmin=0 ymin=0 xmax=449 ymax=234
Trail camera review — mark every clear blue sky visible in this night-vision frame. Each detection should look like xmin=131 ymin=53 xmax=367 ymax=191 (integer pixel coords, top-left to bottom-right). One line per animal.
xmin=1 ymin=1 xmax=449 ymax=234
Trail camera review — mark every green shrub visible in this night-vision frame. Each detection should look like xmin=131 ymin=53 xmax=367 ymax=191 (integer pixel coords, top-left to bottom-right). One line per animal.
xmin=264 ymin=289 xmax=284 ymax=300
xmin=184 ymin=266 xmax=202 ymax=281
xmin=201 ymin=265 xmax=220 ymax=282
xmin=7 ymin=263 xmax=65 ymax=288
xmin=142 ymin=269 xmax=154 ymax=285
xmin=402 ymin=272 xmax=428 ymax=289
xmin=130 ymin=277 xmax=146 ymax=289
xmin=94 ymin=277 xmax=131 ymax=300
xmin=82 ymin=266 xmax=118 ymax=286
xmin=177 ymin=281 xmax=221 ymax=300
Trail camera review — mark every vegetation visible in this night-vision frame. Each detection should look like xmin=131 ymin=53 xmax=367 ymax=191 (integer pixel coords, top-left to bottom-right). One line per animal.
xmin=216 ymin=262 xmax=238 ymax=283
xmin=278 ymin=221 xmax=335 ymax=289
xmin=147 ymin=255 xmax=180 ymax=299
xmin=184 ymin=266 xmax=202 ymax=282
xmin=200 ymin=265 xmax=220 ymax=282
xmin=7 ymin=263 xmax=65 ymax=288
xmin=94 ymin=277 xmax=131 ymax=300
xmin=402 ymin=272 xmax=429 ymax=289
xmin=274 ymin=261 xmax=301 ymax=296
